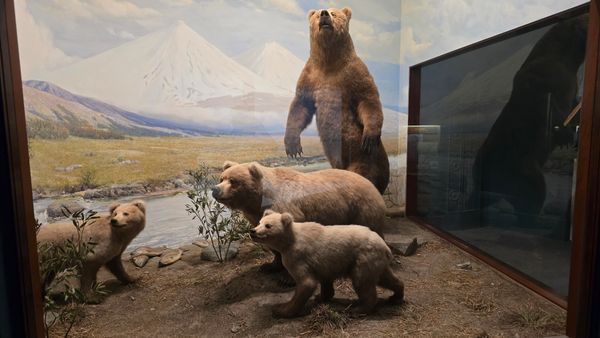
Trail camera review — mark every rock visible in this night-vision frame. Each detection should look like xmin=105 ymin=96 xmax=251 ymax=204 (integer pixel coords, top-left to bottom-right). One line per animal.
xmin=132 ymin=255 xmax=149 ymax=268
xmin=192 ymin=239 xmax=209 ymax=248
xmin=180 ymin=245 xmax=204 ymax=266
xmin=159 ymin=249 xmax=183 ymax=267
xmin=388 ymin=238 xmax=419 ymax=256
xmin=386 ymin=206 xmax=405 ymax=218
xmin=201 ymin=242 xmax=239 ymax=262
xmin=46 ymin=200 xmax=85 ymax=219
xmin=231 ymin=324 xmax=241 ymax=333
xmin=456 ymin=261 xmax=472 ymax=270
xmin=131 ymin=246 xmax=167 ymax=257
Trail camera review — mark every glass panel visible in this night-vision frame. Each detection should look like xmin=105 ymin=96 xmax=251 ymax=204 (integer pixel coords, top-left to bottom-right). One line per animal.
xmin=413 ymin=12 xmax=587 ymax=297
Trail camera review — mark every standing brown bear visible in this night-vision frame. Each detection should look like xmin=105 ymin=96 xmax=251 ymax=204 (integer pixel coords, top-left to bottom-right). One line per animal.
xmin=284 ymin=7 xmax=390 ymax=194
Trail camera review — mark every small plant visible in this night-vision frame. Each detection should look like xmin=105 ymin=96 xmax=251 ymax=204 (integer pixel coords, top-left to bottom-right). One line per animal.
xmin=185 ymin=163 xmax=252 ymax=263
xmin=37 ymin=207 xmax=105 ymax=338
xmin=78 ymin=167 xmax=97 ymax=189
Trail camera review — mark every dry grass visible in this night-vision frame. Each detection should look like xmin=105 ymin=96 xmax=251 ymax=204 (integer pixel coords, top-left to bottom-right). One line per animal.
xmin=28 ymin=135 xmax=404 ymax=190
xmin=304 ymin=304 xmax=351 ymax=335
xmin=504 ymin=303 xmax=565 ymax=333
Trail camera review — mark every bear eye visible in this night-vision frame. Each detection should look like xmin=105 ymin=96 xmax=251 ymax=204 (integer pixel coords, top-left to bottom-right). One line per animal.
xmin=123 ymin=212 xmax=129 ymax=216
xmin=331 ymin=12 xmax=336 ymax=17
xmin=265 ymin=223 xmax=272 ymax=229
xmin=230 ymin=179 xmax=238 ymax=186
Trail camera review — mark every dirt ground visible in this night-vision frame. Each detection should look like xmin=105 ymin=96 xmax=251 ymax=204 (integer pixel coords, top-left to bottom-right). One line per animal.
xmin=54 ymin=218 xmax=567 ymax=338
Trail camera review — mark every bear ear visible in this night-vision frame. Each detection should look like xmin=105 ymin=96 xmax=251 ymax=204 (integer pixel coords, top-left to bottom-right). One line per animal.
xmin=342 ymin=7 xmax=352 ymax=20
xmin=263 ymin=209 xmax=275 ymax=217
xmin=109 ymin=202 xmax=120 ymax=214
xmin=223 ymin=161 xmax=238 ymax=171
xmin=308 ymin=9 xmax=316 ymax=20
xmin=281 ymin=213 xmax=293 ymax=227
xmin=132 ymin=200 xmax=146 ymax=214
xmin=248 ymin=163 xmax=263 ymax=181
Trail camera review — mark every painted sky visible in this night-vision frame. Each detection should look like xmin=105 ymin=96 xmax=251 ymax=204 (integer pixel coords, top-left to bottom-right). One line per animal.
xmin=16 ymin=0 xmax=587 ymax=110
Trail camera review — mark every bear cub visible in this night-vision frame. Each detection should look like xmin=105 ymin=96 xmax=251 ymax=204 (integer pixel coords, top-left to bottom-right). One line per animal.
xmin=251 ymin=210 xmax=404 ymax=318
xmin=37 ymin=200 xmax=146 ymax=303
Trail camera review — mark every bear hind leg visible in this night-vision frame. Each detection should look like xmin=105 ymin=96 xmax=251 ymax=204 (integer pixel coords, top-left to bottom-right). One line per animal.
xmin=378 ymin=267 xmax=404 ymax=305
xmin=350 ymin=271 xmax=378 ymax=315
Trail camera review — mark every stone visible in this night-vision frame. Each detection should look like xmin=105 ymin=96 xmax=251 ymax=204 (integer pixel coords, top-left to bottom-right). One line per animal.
xmin=180 ymin=245 xmax=204 ymax=266
xmin=201 ymin=242 xmax=239 ymax=262
xmin=388 ymin=238 xmax=419 ymax=256
xmin=231 ymin=324 xmax=241 ymax=333
xmin=192 ymin=239 xmax=209 ymax=248
xmin=131 ymin=246 xmax=167 ymax=257
xmin=456 ymin=261 xmax=472 ymax=270
xmin=132 ymin=255 xmax=149 ymax=268
xmin=386 ymin=206 xmax=405 ymax=218
xmin=46 ymin=200 xmax=85 ymax=219
xmin=159 ymin=249 xmax=183 ymax=267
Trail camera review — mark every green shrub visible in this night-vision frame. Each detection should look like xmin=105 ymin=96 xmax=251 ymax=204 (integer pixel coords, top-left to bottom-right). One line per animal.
xmin=79 ymin=167 xmax=98 ymax=189
xmin=185 ymin=163 xmax=252 ymax=263
xmin=37 ymin=208 xmax=105 ymax=337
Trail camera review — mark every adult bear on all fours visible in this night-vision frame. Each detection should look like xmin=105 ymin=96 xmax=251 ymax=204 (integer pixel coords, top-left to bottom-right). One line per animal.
xmin=284 ymin=7 xmax=390 ymax=194
xmin=212 ymin=161 xmax=386 ymax=281
xmin=471 ymin=15 xmax=587 ymax=222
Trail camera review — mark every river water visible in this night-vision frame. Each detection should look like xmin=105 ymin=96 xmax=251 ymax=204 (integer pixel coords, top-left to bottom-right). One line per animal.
xmin=34 ymin=155 xmax=406 ymax=251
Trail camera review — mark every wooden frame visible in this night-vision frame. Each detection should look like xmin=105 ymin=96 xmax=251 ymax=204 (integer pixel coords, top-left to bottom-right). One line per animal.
xmin=407 ymin=4 xmax=589 ymax=310
xmin=567 ymin=0 xmax=600 ymax=336
xmin=0 ymin=0 xmax=44 ymax=336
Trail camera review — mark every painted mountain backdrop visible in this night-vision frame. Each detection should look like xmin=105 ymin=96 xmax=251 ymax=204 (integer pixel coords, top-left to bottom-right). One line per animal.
xmin=26 ymin=20 xmax=405 ymax=135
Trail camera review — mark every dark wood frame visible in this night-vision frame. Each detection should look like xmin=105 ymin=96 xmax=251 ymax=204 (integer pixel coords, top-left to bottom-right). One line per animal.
xmin=0 ymin=0 xmax=44 ymax=337
xmin=567 ymin=1 xmax=600 ymax=337
xmin=407 ymin=2 xmax=590 ymax=312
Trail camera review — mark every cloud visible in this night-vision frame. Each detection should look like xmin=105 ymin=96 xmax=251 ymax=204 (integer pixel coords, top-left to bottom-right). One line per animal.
xmin=399 ymin=0 xmax=587 ymax=65
xmin=351 ymin=19 xmax=401 ymax=63
xmin=47 ymin=0 xmax=160 ymax=19
xmin=261 ymin=0 xmax=303 ymax=16
xmin=14 ymin=0 xmax=79 ymax=79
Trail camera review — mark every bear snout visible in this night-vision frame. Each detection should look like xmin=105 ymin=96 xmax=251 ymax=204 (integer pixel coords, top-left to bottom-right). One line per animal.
xmin=211 ymin=186 xmax=221 ymax=199
xmin=110 ymin=218 xmax=119 ymax=226
xmin=320 ymin=9 xmax=329 ymax=17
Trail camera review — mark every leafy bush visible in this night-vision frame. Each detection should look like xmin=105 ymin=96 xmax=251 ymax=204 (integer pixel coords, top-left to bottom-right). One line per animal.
xmin=185 ymin=163 xmax=252 ymax=263
xmin=79 ymin=167 xmax=98 ymax=189
xmin=37 ymin=208 xmax=105 ymax=337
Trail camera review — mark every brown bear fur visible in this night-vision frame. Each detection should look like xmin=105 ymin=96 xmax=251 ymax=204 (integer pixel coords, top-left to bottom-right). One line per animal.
xmin=212 ymin=161 xmax=386 ymax=234
xmin=284 ymin=7 xmax=390 ymax=194
xmin=37 ymin=200 xmax=146 ymax=302
xmin=251 ymin=210 xmax=404 ymax=318
xmin=470 ymin=15 xmax=587 ymax=223
xmin=212 ymin=161 xmax=386 ymax=279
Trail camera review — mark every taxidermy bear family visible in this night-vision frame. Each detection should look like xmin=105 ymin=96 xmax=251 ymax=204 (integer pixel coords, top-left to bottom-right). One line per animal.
xmin=38 ymin=7 xmax=403 ymax=318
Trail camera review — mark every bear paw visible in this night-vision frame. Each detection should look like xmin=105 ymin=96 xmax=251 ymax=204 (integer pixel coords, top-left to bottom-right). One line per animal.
xmin=271 ymin=303 xmax=298 ymax=318
xmin=361 ymin=132 xmax=380 ymax=154
xmin=284 ymin=135 xmax=303 ymax=158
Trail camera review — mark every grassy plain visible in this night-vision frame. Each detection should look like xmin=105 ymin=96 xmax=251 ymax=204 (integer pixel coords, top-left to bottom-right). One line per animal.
xmin=29 ymin=135 xmax=405 ymax=190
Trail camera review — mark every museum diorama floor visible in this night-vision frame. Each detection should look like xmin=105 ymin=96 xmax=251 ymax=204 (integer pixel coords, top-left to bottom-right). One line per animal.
xmin=52 ymin=218 xmax=567 ymax=338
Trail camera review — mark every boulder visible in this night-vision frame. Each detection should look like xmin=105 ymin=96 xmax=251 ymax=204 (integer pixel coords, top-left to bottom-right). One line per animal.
xmin=201 ymin=242 xmax=239 ymax=262
xmin=46 ymin=200 xmax=85 ymax=219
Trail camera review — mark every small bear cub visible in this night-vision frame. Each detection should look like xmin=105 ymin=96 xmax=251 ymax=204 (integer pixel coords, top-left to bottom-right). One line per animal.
xmin=251 ymin=210 xmax=404 ymax=318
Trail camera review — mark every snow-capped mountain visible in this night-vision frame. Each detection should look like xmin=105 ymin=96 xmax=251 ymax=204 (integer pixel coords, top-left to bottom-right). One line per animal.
xmin=235 ymin=42 xmax=305 ymax=92
xmin=41 ymin=21 xmax=289 ymax=112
